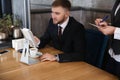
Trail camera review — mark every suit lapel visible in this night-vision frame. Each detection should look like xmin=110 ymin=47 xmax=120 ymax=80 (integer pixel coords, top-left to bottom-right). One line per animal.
xmin=55 ymin=25 xmax=58 ymax=36
xmin=115 ymin=8 xmax=120 ymax=21
xmin=53 ymin=25 xmax=59 ymax=40
xmin=111 ymin=0 xmax=120 ymax=24
xmin=115 ymin=0 xmax=120 ymax=22
xmin=112 ymin=0 xmax=120 ymax=14
xmin=61 ymin=18 xmax=71 ymax=41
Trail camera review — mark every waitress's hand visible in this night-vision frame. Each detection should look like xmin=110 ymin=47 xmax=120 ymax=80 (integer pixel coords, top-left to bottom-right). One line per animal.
xmin=95 ymin=18 xmax=108 ymax=27
xmin=95 ymin=18 xmax=115 ymax=35
xmin=98 ymin=25 xmax=115 ymax=35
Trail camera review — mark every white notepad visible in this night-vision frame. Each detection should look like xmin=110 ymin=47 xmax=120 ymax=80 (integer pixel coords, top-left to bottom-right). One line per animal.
xmin=89 ymin=23 xmax=99 ymax=28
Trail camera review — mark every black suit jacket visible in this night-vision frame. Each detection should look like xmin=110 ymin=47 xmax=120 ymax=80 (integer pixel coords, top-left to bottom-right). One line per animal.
xmin=105 ymin=0 xmax=120 ymax=77
xmin=111 ymin=0 xmax=120 ymax=26
xmin=39 ymin=17 xmax=86 ymax=62
xmin=111 ymin=0 xmax=120 ymax=54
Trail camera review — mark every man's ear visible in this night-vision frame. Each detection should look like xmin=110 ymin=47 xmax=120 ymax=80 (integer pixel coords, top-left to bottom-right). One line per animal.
xmin=65 ymin=10 xmax=70 ymax=18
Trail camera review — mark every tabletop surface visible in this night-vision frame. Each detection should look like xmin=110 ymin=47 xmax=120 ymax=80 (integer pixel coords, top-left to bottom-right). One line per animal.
xmin=0 ymin=47 xmax=118 ymax=80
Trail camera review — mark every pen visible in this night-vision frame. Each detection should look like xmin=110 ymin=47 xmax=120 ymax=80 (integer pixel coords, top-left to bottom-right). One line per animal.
xmin=89 ymin=15 xmax=109 ymax=27
xmin=0 ymin=50 xmax=9 ymax=54
xmin=100 ymin=15 xmax=109 ymax=22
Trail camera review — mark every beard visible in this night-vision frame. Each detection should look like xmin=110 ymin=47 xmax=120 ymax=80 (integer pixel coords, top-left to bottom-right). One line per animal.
xmin=53 ymin=16 xmax=66 ymax=24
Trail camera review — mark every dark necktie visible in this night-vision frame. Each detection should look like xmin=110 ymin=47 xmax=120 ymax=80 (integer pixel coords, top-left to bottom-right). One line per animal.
xmin=58 ymin=26 xmax=62 ymax=39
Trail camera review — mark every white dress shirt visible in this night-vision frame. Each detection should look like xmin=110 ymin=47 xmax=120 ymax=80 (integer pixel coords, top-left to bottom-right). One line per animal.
xmin=109 ymin=28 xmax=120 ymax=62
xmin=58 ymin=17 xmax=69 ymax=34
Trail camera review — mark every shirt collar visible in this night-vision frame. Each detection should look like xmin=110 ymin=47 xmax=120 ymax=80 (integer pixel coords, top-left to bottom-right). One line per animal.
xmin=58 ymin=17 xmax=69 ymax=30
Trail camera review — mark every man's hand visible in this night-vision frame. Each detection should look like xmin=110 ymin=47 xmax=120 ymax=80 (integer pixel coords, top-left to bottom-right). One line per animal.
xmin=39 ymin=53 xmax=57 ymax=62
xmin=34 ymin=36 xmax=40 ymax=43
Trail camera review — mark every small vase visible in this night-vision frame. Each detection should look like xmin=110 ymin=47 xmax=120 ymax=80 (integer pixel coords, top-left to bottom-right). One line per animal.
xmin=0 ymin=32 xmax=8 ymax=40
xmin=13 ymin=27 xmax=22 ymax=39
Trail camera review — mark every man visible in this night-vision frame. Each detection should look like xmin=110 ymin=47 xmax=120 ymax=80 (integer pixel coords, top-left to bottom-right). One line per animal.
xmin=95 ymin=0 xmax=120 ymax=77
xmin=37 ymin=0 xmax=86 ymax=62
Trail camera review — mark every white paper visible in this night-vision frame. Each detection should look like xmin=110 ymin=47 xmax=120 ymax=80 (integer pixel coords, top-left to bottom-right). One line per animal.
xmin=21 ymin=28 xmax=38 ymax=47
xmin=89 ymin=23 xmax=99 ymax=28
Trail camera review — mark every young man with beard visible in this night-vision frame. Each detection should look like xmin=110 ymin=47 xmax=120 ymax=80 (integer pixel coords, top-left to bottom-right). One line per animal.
xmin=36 ymin=0 xmax=85 ymax=62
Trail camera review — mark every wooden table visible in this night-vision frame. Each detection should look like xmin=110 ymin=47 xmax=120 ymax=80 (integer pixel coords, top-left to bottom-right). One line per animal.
xmin=0 ymin=47 xmax=118 ymax=80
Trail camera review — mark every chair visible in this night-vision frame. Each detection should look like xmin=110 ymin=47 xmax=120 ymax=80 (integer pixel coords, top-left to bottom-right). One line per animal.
xmin=85 ymin=29 xmax=109 ymax=68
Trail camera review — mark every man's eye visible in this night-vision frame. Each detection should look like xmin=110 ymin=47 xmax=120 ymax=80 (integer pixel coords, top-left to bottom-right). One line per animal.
xmin=55 ymin=12 xmax=60 ymax=15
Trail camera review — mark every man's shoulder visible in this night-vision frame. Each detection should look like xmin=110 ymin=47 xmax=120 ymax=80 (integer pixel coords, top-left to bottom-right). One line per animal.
xmin=69 ymin=17 xmax=84 ymax=28
xmin=69 ymin=17 xmax=82 ymax=24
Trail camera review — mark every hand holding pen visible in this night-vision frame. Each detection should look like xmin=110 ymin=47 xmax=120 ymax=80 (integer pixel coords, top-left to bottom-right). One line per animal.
xmin=100 ymin=15 xmax=109 ymax=22
xmin=89 ymin=15 xmax=109 ymax=28
xmin=95 ymin=15 xmax=116 ymax=35
xmin=95 ymin=15 xmax=109 ymax=27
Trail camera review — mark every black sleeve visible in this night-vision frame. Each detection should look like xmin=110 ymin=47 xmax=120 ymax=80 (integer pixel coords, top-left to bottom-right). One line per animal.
xmin=38 ymin=19 xmax=52 ymax=48
xmin=58 ymin=52 xmax=85 ymax=62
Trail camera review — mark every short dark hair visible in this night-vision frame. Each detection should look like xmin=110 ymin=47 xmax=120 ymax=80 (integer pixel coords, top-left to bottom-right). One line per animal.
xmin=52 ymin=0 xmax=71 ymax=11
